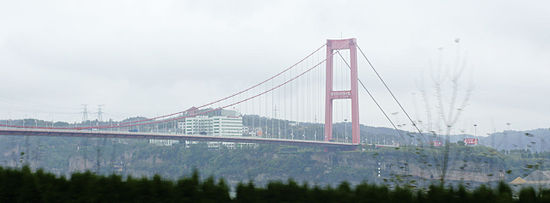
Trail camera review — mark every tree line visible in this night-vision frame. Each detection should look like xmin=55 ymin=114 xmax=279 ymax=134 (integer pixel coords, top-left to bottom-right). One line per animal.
xmin=1 ymin=166 xmax=549 ymax=202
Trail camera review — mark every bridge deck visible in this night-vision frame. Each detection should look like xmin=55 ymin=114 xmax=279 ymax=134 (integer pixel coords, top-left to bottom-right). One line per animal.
xmin=0 ymin=128 xmax=358 ymax=150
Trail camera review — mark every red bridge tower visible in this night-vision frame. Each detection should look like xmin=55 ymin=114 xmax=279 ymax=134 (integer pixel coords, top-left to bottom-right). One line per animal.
xmin=324 ymin=38 xmax=360 ymax=144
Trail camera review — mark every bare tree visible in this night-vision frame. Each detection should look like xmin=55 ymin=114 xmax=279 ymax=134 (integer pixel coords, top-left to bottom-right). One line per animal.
xmin=416 ymin=39 xmax=474 ymax=184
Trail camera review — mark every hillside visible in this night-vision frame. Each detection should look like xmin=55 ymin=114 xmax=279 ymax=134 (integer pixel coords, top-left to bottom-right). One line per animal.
xmin=479 ymin=128 xmax=550 ymax=152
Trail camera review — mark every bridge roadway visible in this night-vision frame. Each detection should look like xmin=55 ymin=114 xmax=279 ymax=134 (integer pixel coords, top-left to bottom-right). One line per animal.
xmin=0 ymin=128 xmax=358 ymax=150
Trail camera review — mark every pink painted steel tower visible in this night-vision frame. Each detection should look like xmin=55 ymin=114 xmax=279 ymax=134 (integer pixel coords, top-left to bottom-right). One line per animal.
xmin=324 ymin=38 xmax=360 ymax=144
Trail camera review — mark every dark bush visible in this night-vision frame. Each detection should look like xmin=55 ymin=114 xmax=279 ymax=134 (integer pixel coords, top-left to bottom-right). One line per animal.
xmin=0 ymin=166 xmax=547 ymax=202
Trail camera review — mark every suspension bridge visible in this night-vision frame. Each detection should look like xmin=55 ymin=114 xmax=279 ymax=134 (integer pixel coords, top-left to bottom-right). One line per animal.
xmin=0 ymin=38 xmax=418 ymax=150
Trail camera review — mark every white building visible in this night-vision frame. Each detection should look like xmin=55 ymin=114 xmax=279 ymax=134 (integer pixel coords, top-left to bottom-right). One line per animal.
xmin=211 ymin=116 xmax=243 ymax=137
xmin=180 ymin=116 xmax=212 ymax=135
xmin=178 ymin=109 xmax=243 ymax=137
xmin=175 ymin=108 xmax=258 ymax=149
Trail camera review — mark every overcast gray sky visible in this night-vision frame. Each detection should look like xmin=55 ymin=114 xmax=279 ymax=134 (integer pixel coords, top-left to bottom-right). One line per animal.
xmin=0 ymin=0 xmax=548 ymax=136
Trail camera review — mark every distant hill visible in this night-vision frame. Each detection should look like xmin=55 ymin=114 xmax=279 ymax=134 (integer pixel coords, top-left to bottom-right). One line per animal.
xmin=479 ymin=128 xmax=550 ymax=152
xmin=405 ymin=128 xmax=550 ymax=152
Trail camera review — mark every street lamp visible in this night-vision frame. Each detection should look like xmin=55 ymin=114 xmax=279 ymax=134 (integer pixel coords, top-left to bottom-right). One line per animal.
xmin=314 ymin=130 xmax=317 ymax=141
xmin=473 ymin=124 xmax=477 ymax=137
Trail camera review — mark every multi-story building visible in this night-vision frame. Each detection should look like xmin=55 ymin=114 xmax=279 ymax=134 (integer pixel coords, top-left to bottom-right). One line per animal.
xmin=211 ymin=116 xmax=243 ymax=137
xmin=177 ymin=109 xmax=243 ymax=137
xmin=180 ymin=116 xmax=212 ymax=135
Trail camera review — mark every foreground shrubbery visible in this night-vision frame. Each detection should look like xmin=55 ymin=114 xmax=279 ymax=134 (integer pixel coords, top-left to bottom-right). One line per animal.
xmin=1 ymin=166 xmax=549 ymax=202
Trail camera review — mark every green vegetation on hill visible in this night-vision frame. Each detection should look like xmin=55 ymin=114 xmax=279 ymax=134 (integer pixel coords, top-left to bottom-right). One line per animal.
xmin=1 ymin=134 xmax=549 ymax=189
xmin=1 ymin=166 xmax=550 ymax=202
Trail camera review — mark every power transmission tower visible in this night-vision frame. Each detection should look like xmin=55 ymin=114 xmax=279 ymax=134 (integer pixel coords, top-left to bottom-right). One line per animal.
xmin=97 ymin=105 xmax=104 ymax=122
xmin=81 ymin=104 xmax=88 ymax=122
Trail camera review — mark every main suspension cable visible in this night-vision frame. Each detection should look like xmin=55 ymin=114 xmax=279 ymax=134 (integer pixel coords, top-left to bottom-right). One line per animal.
xmin=73 ymin=53 xmax=332 ymax=130
xmin=124 ymin=43 xmax=327 ymax=125
xmin=336 ymin=51 xmax=402 ymax=139
xmin=356 ymin=45 xmax=425 ymax=138
xmin=356 ymin=44 xmax=438 ymax=182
